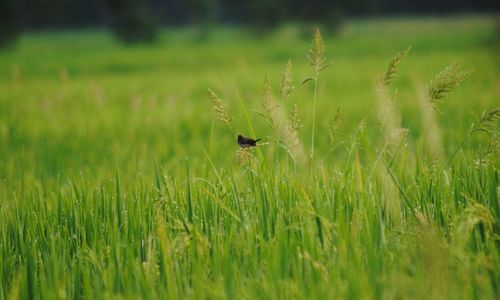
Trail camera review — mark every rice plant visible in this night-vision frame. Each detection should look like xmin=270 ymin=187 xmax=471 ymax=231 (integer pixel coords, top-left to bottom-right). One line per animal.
xmin=0 ymin=17 xmax=498 ymax=300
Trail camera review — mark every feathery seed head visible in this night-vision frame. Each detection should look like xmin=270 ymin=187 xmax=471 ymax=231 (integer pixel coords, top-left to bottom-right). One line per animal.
xmin=454 ymin=203 xmax=494 ymax=247
xmin=261 ymin=76 xmax=277 ymax=129
xmin=236 ymin=147 xmax=254 ymax=166
xmin=329 ymin=108 xmax=343 ymax=147
xmin=474 ymin=108 xmax=500 ymax=134
xmin=288 ymin=103 xmax=302 ymax=132
xmin=427 ymin=64 xmax=472 ymax=112
xmin=381 ymin=46 xmax=411 ymax=86
xmin=209 ymin=88 xmax=233 ymax=128
xmin=486 ymin=132 xmax=499 ymax=159
xmin=281 ymin=59 xmax=295 ymax=100
xmin=308 ymin=28 xmax=326 ymax=73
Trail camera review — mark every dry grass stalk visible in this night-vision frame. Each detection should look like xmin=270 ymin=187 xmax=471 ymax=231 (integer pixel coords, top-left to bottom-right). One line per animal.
xmin=474 ymin=108 xmax=500 ymax=134
xmin=280 ymin=59 xmax=295 ymax=100
xmin=445 ymin=107 xmax=499 ymax=167
xmin=375 ymin=47 xmax=411 ymax=149
xmin=375 ymin=85 xmax=407 ymax=147
xmin=427 ymin=64 xmax=471 ymax=112
xmin=486 ymin=132 xmax=499 ymax=159
xmin=373 ymin=48 xmax=413 ymax=224
xmin=307 ymin=28 xmax=330 ymax=165
xmin=288 ymin=104 xmax=302 ymax=132
xmin=236 ymin=147 xmax=255 ymax=166
xmin=261 ymin=76 xmax=277 ymax=129
xmin=381 ymin=46 xmax=411 ymax=86
xmin=378 ymin=164 xmax=402 ymax=225
xmin=307 ymin=28 xmax=327 ymax=73
xmin=416 ymin=82 xmax=445 ymax=160
xmin=329 ymin=108 xmax=343 ymax=148
xmin=260 ymin=77 xmax=307 ymax=166
xmin=209 ymin=88 xmax=233 ymax=129
xmin=471 ymin=108 xmax=500 ymax=165
xmin=453 ymin=202 xmax=494 ymax=248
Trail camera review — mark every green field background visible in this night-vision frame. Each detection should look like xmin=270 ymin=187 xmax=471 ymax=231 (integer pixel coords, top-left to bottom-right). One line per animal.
xmin=0 ymin=16 xmax=498 ymax=299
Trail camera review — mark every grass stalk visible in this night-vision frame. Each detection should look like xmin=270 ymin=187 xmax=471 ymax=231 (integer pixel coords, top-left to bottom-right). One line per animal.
xmin=311 ymin=73 xmax=319 ymax=166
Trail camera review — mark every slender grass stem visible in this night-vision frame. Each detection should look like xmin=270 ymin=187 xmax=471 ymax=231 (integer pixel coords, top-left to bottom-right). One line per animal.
xmin=311 ymin=73 xmax=319 ymax=167
xmin=445 ymin=132 xmax=471 ymax=168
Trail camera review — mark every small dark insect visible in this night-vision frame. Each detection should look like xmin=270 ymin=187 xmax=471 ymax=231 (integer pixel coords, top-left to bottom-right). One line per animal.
xmin=237 ymin=134 xmax=261 ymax=148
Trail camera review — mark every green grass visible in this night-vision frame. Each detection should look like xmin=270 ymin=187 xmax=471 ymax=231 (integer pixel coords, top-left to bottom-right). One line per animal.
xmin=0 ymin=15 xmax=498 ymax=299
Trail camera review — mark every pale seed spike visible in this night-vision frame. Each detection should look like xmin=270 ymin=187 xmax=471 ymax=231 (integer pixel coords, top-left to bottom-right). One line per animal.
xmin=329 ymin=108 xmax=343 ymax=147
xmin=307 ymin=28 xmax=326 ymax=73
xmin=236 ymin=147 xmax=254 ymax=166
xmin=426 ymin=64 xmax=472 ymax=112
xmin=209 ymin=88 xmax=233 ymax=129
xmin=475 ymin=108 xmax=500 ymax=134
xmin=261 ymin=76 xmax=276 ymax=129
xmin=382 ymin=46 xmax=411 ymax=86
xmin=281 ymin=59 xmax=294 ymax=100
xmin=288 ymin=103 xmax=302 ymax=132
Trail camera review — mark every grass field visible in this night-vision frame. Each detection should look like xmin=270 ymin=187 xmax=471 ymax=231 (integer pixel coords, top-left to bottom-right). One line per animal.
xmin=0 ymin=16 xmax=499 ymax=299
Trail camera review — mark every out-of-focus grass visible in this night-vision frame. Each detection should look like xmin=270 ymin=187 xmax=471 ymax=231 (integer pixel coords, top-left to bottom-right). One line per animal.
xmin=0 ymin=16 xmax=498 ymax=299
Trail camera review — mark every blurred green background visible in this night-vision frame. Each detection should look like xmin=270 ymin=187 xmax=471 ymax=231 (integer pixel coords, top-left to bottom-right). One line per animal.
xmin=0 ymin=15 xmax=498 ymax=183
xmin=1 ymin=1 xmax=499 ymax=299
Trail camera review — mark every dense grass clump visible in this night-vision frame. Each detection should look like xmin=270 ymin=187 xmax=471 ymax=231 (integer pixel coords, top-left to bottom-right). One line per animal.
xmin=0 ymin=16 xmax=498 ymax=299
